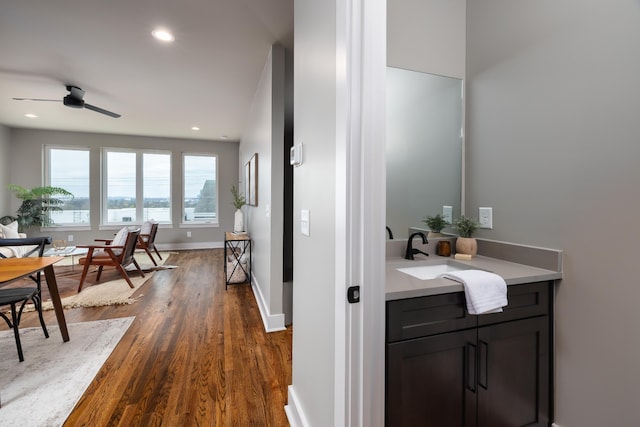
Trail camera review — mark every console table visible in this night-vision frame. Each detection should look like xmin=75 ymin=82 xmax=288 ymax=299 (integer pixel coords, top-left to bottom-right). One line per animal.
xmin=224 ymin=232 xmax=251 ymax=289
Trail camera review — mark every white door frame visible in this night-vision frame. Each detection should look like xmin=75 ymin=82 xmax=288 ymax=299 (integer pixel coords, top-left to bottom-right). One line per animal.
xmin=335 ymin=0 xmax=386 ymax=425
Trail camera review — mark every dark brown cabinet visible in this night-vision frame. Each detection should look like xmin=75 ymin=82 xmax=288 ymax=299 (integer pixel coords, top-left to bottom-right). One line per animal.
xmin=386 ymin=281 xmax=553 ymax=427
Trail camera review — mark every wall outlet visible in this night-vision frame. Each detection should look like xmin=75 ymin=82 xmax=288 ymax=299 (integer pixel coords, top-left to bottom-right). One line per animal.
xmin=442 ymin=206 xmax=453 ymax=225
xmin=187 ymin=231 xmax=192 ymax=238
xmin=479 ymin=207 xmax=493 ymax=229
xmin=67 ymin=234 xmax=74 ymax=242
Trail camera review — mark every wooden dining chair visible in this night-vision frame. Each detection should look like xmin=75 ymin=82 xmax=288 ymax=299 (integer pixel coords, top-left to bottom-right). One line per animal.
xmin=0 ymin=237 xmax=52 ymax=362
xmin=136 ymin=221 xmax=162 ymax=266
xmin=76 ymin=228 xmax=144 ymax=292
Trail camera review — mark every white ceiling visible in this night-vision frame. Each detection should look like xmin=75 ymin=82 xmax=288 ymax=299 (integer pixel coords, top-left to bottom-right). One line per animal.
xmin=0 ymin=0 xmax=293 ymax=142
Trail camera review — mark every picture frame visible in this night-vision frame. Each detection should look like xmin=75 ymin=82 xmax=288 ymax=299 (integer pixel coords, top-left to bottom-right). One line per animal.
xmin=245 ymin=153 xmax=258 ymax=206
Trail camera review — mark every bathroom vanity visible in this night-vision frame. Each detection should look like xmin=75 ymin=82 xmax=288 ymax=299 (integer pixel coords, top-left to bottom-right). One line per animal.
xmin=385 ymin=240 xmax=562 ymax=427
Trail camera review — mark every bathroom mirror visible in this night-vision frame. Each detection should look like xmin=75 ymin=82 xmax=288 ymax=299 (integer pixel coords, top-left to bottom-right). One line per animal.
xmin=386 ymin=67 xmax=463 ymax=239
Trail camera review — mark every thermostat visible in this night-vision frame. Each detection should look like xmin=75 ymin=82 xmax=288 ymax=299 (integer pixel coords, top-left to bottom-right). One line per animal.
xmin=290 ymin=143 xmax=303 ymax=167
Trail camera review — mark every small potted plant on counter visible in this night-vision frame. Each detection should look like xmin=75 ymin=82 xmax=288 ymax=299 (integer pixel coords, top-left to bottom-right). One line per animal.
xmin=422 ymin=214 xmax=449 ymax=238
xmin=453 ymin=215 xmax=479 ymax=256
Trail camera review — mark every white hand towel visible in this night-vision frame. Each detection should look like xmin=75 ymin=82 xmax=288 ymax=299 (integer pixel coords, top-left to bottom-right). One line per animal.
xmin=440 ymin=270 xmax=508 ymax=315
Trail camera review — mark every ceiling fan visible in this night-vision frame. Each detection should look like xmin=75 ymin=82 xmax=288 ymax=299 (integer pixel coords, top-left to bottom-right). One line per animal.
xmin=13 ymin=85 xmax=121 ymax=118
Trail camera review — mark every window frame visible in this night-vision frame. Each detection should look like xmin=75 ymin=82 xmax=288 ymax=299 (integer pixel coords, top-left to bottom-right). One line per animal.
xmin=181 ymin=152 xmax=219 ymax=227
xmin=101 ymin=147 xmax=172 ymax=227
xmin=43 ymin=145 xmax=92 ymax=230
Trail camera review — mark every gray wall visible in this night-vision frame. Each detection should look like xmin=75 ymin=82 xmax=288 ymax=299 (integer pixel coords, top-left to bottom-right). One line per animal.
xmin=6 ymin=128 xmax=239 ymax=247
xmin=0 ymin=124 xmax=10 ymax=215
xmin=239 ymin=44 xmax=287 ymax=328
xmin=466 ymin=2 xmax=640 ymax=426
xmin=387 ymin=0 xmax=466 ymax=79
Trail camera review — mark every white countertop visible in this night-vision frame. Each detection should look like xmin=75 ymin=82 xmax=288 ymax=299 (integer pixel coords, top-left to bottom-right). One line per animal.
xmin=386 ymin=254 xmax=563 ymax=301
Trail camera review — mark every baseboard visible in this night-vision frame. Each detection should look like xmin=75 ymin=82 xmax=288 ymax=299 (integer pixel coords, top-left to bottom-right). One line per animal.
xmin=156 ymin=241 xmax=224 ymax=251
xmin=251 ymin=276 xmax=286 ymax=333
xmin=285 ymin=385 xmax=310 ymax=427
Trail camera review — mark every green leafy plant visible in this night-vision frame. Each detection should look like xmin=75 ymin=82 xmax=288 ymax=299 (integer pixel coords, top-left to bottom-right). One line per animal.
xmin=422 ymin=214 xmax=449 ymax=233
xmin=453 ymin=215 xmax=479 ymax=238
xmin=230 ymin=185 xmax=246 ymax=210
xmin=1 ymin=184 xmax=73 ymax=232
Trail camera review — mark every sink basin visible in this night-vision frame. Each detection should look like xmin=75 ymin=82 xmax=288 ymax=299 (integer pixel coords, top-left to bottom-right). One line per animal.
xmin=397 ymin=263 xmax=468 ymax=280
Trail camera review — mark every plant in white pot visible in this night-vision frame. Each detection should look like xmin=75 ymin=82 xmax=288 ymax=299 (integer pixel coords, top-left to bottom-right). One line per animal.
xmin=422 ymin=214 xmax=449 ymax=238
xmin=231 ymin=185 xmax=246 ymax=233
xmin=453 ymin=215 xmax=479 ymax=256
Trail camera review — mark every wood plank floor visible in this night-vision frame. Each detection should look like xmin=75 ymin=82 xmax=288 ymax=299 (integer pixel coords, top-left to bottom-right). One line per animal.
xmin=16 ymin=249 xmax=292 ymax=426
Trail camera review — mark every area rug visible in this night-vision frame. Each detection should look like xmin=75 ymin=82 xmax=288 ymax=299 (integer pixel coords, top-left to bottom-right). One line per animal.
xmin=0 ymin=317 xmax=135 ymax=427
xmin=27 ymin=252 xmax=177 ymax=310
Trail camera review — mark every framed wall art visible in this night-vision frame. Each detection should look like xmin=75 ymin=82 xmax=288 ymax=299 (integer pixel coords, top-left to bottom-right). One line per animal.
xmin=245 ymin=153 xmax=258 ymax=206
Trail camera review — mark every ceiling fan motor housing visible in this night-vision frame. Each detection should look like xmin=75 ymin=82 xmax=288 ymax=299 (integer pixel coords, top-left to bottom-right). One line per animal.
xmin=63 ymin=95 xmax=85 ymax=108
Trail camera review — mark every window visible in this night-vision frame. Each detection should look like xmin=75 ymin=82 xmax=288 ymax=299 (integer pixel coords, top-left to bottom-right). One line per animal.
xmin=183 ymin=154 xmax=217 ymax=224
xmin=102 ymin=149 xmax=171 ymax=225
xmin=143 ymin=153 xmax=171 ymax=223
xmin=45 ymin=147 xmax=90 ymax=226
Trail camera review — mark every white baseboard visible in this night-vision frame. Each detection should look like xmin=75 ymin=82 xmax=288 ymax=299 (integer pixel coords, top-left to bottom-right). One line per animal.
xmin=285 ymin=386 xmax=309 ymax=427
xmin=156 ymin=241 xmax=223 ymax=251
xmin=251 ymin=276 xmax=286 ymax=332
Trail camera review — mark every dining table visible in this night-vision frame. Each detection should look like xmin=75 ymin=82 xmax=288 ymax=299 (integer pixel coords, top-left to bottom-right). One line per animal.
xmin=0 ymin=256 xmax=69 ymax=342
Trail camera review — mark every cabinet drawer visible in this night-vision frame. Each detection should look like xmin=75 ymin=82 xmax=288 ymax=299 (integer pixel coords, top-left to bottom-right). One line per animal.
xmin=387 ymin=292 xmax=477 ymax=343
xmin=478 ymin=281 xmax=551 ymax=327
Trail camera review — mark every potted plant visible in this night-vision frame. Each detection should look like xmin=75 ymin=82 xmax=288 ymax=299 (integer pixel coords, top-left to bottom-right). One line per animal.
xmin=422 ymin=214 xmax=449 ymax=238
xmin=0 ymin=184 xmax=73 ymax=232
xmin=230 ymin=185 xmax=246 ymax=233
xmin=453 ymin=215 xmax=479 ymax=256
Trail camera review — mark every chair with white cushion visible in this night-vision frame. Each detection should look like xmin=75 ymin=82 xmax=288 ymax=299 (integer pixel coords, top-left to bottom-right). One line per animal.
xmin=76 ymin=228 xmax=144 ymax=292
xmin=136 ymin=221 xmax=162 ymax=266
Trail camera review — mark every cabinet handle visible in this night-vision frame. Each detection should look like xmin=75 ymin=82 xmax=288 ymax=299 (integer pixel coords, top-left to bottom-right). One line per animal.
xmin=479 ymin=340 xmax=488 ymax=390
xmin=465 ymin=343 xmax=476 ymax=393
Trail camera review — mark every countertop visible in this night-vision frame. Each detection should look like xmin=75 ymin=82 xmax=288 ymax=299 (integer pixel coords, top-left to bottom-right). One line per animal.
xmin=386 ymin=255 xmax=563 ymax=301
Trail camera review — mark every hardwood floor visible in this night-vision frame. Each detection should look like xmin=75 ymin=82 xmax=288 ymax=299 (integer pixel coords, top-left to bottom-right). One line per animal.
xmin=18 ymin=249 xmax=292 ymax=426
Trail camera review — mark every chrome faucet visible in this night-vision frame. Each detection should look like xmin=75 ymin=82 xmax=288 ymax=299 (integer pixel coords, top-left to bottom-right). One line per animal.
xmin=405 ymin=232 xmax=429 ymax=260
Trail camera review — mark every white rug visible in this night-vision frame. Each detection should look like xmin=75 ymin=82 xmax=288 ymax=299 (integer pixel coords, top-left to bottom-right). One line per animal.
xmin=0 ymin=317 xmax=135 ymax=426
xmin=31 ymin=252 xmax=177 ymax=310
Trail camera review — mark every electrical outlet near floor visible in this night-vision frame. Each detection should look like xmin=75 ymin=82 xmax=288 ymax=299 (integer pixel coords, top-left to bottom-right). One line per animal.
xmin=479 ymin=207 xmax=493 ymax=229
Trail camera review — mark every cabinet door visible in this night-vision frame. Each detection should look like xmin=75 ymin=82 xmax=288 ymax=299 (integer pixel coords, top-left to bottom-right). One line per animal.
xmin=477 ymin=317 xmax=549 ymax=427
xmin=386 ymin=329 xmax=477 ymax=427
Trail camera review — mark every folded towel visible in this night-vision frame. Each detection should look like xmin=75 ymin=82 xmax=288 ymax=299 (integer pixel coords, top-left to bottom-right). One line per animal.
xmin=440 ymin=270 xmax=508 ymax=315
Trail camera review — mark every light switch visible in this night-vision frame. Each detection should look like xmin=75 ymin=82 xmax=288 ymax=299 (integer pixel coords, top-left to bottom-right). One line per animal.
xmin=442 ymin=206 xmax=453 ymax=225
xmin=301 ymin=209 xmax=310 ymax=236
xmin=479 ymin=207 xmax=493 ymax=229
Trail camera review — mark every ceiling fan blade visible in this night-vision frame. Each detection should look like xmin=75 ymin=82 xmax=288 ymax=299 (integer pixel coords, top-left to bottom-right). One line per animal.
xmin=84 ymin=103 xmax=121 ymax=118
xmin=12 ymin=97 xmax=60 ymax=102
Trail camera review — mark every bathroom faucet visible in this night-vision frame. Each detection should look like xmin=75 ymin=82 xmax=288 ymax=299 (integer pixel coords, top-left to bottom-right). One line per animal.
xmin=405 ymin=232 xmax=429 ymax=260
xmin=386 ymin=226 xmax=394 ymax=239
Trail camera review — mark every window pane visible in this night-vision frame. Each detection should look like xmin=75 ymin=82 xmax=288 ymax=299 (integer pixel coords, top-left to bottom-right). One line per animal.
xmin=106 ymin=151 xmax=136 ymax=223
xmin=143 ymin=153 xmax=171 ymax=222
xmin=49 ymin=148 xmax=90 ymax=225
xmin=184 ymin=155 xmax=217 ymax=222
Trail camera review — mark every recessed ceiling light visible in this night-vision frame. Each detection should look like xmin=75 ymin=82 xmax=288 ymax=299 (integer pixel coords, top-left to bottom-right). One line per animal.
xmin=220 ymin=135 xmax=228 ymax=139
xmin=25 ymin=113 xmax=37 ymax=118
xmin=192 ymin=126 xmax=200 ymax=131
xmin=152 ymin=28 xmax=175 ymax=42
